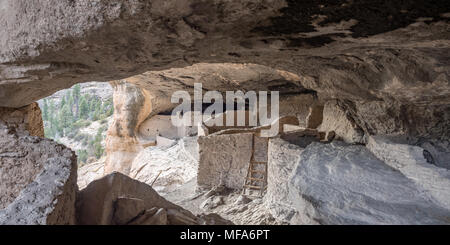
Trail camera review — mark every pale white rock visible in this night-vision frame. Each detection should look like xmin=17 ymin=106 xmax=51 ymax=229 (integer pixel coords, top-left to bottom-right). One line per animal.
xmin=129 ymin=137 xmax=199 ymax=194
xmin=77 ymin=157 xmax=105 ymax=190
xmin=156 ymin=135 xmax=177 ymax=147
xmin=139 ymin=114 xmax=196 ymax=141
xmin=265 ymin=137 xmax=304 ymax=223
xmin=366 ymin=135 xmax=450 ymax=208
xmin=418 ymin=140 xmax=450 ymax=170
xmin=288 ymin=141 xmax=450 ymax=225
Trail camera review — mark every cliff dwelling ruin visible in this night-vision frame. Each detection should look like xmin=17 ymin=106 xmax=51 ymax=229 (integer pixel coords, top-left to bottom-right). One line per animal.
xmin=0 ymin=0 xmax=450 ymax=226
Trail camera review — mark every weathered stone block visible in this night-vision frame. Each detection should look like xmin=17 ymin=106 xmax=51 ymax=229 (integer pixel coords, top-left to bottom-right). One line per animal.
xmin=288 ymin=141 xmax=450 ymax=225
xmin=76 ymin=172 xmax=190 ymax=225
xmin=0 ymin=134 xmax=77 ymax=225
xmin=112 ymin=197 xmax=146 ymax=225
xmin=197 ymin=133 xmax=252 ymax=189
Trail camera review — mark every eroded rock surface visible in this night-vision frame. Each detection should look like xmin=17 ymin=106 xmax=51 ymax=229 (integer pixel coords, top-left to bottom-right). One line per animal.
xmin=1 ymin=0 xmax=450 ymax=226
xmin=76 ymin=172 xmax=183 ymax=225
xmin=265 ymin=137 xmax=304 ymax=223
xmin=76 ymin=172 xmax=231 ymax=225
xmin=0 ymin=131 xmax=77 ymax=224
xmin=77 ymin=157 xmax=105 ymax=190
xmin=367 ymin=135 xmax=450 ymax=208
xmin=1 ymin=1 xmax=449 ymax=110
xmin=288 ymin=141 xmax=450 ymax=225
xmin=129 ymin=137 xmax=198 ymax=194
xmin=318 ymin=100 xmax=365 ymax=144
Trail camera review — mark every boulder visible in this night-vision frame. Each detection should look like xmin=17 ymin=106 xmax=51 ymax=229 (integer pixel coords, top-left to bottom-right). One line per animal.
xmin=76 ymin=172 xmax=188 ymax=225
xmin=128 ymin=208 xmax=168 ymax=225
xmin=166 ymin=209 xmax=198 ymax=225
xmin=77 ymin=157 xmax=105 ymax=190
xmin=112 ymin=197 xmax=146 ymax=225
xmin=0 ymin=131 xmax=77 ymax=225
xmin=129 ymin=137 xmax=198 ymax=194
xmin=235 ymin=195 xmax=252 ymax=205
xmin=367 ymin=135 xmax=450 ymax=208
xmin=265 ymin=137 xmax=305 ymax=223
xmin=288 ymin=141 xmax=450 ymax=225
xmin=418 ymin=140 xmax=450 ymax=170
xmin=0 ymin=106 xmax=77 ymax=225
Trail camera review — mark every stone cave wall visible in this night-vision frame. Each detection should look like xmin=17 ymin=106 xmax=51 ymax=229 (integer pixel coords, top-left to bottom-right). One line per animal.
xmin=0 ymin=103 xmax=77 ymax=225
xmin=0 ymin=0 xmax=449 ymax=225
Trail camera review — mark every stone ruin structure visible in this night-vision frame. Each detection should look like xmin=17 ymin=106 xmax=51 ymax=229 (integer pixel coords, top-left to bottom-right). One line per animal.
xmin=0 ymin=0 xmax=450 ymax=225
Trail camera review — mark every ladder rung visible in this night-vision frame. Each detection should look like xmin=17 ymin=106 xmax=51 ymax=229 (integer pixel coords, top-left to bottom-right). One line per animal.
xmin=250 ymin=169 xmax=265 ymax=173
xmin=248 ymin=177 xmax=265 ymax=181
xmin=250 ymin=161 xmax=267 ymax=164
xmin=244 ymin=185 xmax=262 ymax=190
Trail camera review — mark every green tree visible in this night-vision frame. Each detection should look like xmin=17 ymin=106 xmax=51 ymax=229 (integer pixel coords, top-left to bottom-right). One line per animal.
xmin=72 ymin=84 xmax=81 ymax=119
xmin=79 ymin=97 xmax=89 ymax=119
xmin=60 ymin=104 xmax=73 ymax=132
xmin=60 ymin=96 xmax=66 ymax=109
xmin=77 ymin=150 xmax=88 ymax=165
xmin=92 ymin=127 xmax=105 ymax=159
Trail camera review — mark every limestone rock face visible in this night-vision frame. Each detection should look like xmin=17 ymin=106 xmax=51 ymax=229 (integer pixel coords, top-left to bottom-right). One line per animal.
xmin=343 ymin=100 xmax=450 ymax=141
xmin=278 ymin=94 xmax=320 ymax=128
xmin=105 ymin=81 xmax=154 ymax=175
xmin=77 ymin=158 xmax=105 ymax=190
xmin=288 ymin=141 xmax=450 ymax=225
xmin=1 ymin=1 xmax=449 ymax=119
xmin=367 ymin=136 xmax=450 ymax=208
xmin=129 ymin=137 xmax=199 ymax=194
xmin=0 ymin=130 xmax=77 ymax=224
xmin=318 ymin=100 xmax=365 ymax=144
xmin=105 ymin=81 xmax=176 ymax=175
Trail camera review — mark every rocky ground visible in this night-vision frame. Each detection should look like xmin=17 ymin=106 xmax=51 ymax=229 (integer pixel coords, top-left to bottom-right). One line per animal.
xmin=162 ymin=178 xmax=284 ymax=225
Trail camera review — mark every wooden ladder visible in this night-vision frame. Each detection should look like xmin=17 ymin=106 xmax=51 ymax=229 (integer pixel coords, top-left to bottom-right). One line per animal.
xmin=242 ymin=134 xmax=268 ymax=197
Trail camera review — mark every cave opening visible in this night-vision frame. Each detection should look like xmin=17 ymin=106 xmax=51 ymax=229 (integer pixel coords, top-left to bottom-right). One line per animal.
xmin=38 ymin=82 xmax=114 ymax=168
